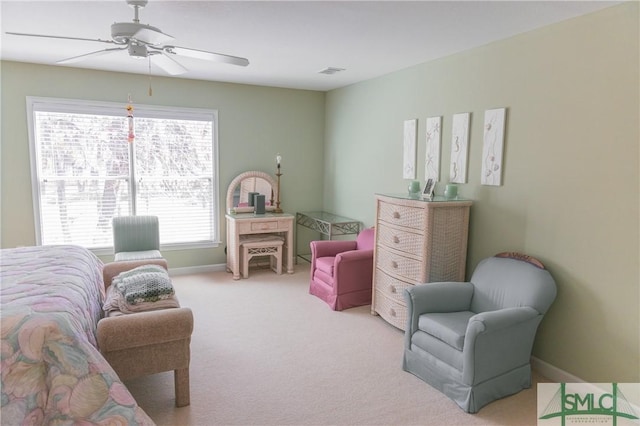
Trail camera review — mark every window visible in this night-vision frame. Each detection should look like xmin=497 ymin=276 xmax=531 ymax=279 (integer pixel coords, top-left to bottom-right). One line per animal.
xmin=27 ymin=97 xmax=219 ymax=252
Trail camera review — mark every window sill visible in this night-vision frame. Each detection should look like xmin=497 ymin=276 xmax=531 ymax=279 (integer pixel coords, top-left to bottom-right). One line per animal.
xmin=91 ymin=240 xmax=221 ymax=257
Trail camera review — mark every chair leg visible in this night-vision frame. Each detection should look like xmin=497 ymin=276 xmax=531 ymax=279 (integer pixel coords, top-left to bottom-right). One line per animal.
xmin=174 ymin=367 xmax=190 ymax=407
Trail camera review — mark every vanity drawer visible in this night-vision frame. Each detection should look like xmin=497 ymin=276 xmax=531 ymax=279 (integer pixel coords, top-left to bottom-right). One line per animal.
xmin=377 ymin=200 xmax=424 ymax=230
xmin=374 ymin=268 xmax=414 ymax=304
xmin=377 ymin=223 xmax=425 ymax=257
xmin=238 ymin=220 xmax=279 ymax=233
xmin=374 ymin=290 xmax=407 ymax=330
xmin=376 ymin=245 xmax=424 ymax=282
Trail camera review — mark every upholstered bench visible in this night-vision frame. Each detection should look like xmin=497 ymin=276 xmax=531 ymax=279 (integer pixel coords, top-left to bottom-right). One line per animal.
xmin=97 ymin=260 xmax=193 ymax=407
xmin=240 ymin=234 xmax=284 ymax=278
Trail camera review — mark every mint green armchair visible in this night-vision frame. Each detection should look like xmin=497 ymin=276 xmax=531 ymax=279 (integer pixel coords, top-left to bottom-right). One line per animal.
xmin=112 ymin=216 xmax=164 ymax=262
xmin=402 ymin=253 xmax=557 ymax=413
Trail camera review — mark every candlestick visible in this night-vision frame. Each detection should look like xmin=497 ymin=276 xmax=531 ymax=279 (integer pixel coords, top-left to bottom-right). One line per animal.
xmin=275 ymin=155 xmax=283 ymax=213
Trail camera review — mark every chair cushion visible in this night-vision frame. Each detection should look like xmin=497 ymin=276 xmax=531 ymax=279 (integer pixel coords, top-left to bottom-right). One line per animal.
xmin=418 ymin=311 xmax=475 ymax=351
xmin=315 ymin=256 xmax=336 ymax=276
xmin=411 ymin=331 xmax=464 ymax=372
xmin=115 ymin=250 xmax=164 ymax=262
xmin=313 ymin=269 xmax=334 ymax=288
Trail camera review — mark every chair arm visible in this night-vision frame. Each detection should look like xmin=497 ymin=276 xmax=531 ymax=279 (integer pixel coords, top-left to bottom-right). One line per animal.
xmin=97 ymin=307 xmax=193 ymax=352
xmin=336 ymin=249 xmax=373 ymax=263
xmin=462 ymin=306 xmax=542 ymax=385
xmin=405 ymin=282 xmax=474 ymax=315
xmin=467 ymin=306 xmax=540 ymax=335
xmin=333 ymin=249 xmax=374 ymax=294
xmin=404 ymin=282 xmax=474 ymax=346
xmin=310 ymin=240 xmax=358 ymax=258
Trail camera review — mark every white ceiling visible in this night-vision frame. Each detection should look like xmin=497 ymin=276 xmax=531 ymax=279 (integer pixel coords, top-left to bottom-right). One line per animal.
xmin=0 ymin=1 xmax=621 ymax=92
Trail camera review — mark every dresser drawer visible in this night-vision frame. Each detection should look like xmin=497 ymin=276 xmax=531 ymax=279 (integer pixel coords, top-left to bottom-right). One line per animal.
xmin=377 ymin=200 xmax=424 ymax=230
xmin=376 ymin=245 xmax=424 ymax=282
xmin=377 ymin=223 xmax=425 ymax=257
xmin=374 ymin=291 xmax=407 ymax=330
xmin=374 ymin=268 xmax=414 ymax=304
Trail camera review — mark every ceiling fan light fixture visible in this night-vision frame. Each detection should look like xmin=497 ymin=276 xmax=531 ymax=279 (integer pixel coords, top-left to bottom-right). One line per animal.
xmin=128 ymin=43 xmax=148 ymax=58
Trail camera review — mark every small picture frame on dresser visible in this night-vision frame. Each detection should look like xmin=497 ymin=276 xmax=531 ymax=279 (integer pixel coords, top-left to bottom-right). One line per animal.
xmin=422 ymin=178 xmax=435 ymax=199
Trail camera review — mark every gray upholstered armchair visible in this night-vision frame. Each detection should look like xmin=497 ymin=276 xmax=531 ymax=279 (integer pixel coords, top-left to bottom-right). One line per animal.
xmin=112 ymin=215 xmax=164 ymax=262
xmin=402 ymin=253 xmax=557 ymax=413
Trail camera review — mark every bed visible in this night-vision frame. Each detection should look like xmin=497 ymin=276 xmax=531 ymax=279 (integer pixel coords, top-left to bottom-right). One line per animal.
xmin=0 ymin=245 xmax=154 ymax=425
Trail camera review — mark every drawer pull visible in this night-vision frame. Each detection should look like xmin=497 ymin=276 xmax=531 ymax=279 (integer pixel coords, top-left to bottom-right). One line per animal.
xmin=393 ymin=211 xmax=401 ymax=219
xmin=391 ymin=261 xmax=398 ymax=269
xmin=393 ymin=236 xmax=400 ymax=244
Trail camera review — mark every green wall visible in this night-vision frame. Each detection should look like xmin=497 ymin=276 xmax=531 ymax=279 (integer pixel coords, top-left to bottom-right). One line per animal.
xmin=324 ymin=2 xmax=639 ymax=382
xmin=1 ymin=2 xmax=637 ymax=384
xmin=0 ymin=63 xmax=326 ymax=266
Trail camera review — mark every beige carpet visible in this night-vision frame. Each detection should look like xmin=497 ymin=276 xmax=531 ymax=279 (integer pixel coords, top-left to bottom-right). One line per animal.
xmin=124 ymin=263 xmax=546 ymax=426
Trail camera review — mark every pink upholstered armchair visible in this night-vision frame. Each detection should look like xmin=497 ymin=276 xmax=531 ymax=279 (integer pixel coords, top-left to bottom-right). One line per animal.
xmin=309 ymin=227 xmax=375 ymax=311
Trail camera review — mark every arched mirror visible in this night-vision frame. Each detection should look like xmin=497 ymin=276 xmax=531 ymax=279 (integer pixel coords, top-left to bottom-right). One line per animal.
xmin=226 ymin=171 xmax=278 ymax=213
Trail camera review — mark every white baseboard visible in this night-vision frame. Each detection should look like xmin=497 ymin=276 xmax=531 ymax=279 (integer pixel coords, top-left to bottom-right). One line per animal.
xmin=531 ymin=356 xmax=584 ymax=383
xmin=168 ymin=263 xmax=227 ymax=276
xmin=168 ymin=259 xmax=281 ymax=276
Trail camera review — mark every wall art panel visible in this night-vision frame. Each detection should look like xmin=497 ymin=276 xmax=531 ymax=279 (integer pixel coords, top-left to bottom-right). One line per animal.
xmin=403 ymin=119 xmax=417 ymax=179
xmin=450 ymin=112 xmax=470 ymax=183
xmin=425 ymin=116 xmax=442 ymax=181
xmin=481 ymin=108 xmax=506 ymax=186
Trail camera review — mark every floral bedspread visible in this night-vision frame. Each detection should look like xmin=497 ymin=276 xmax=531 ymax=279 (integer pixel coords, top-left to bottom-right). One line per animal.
xmin=0 ymin=245 xmax=154 ymax=425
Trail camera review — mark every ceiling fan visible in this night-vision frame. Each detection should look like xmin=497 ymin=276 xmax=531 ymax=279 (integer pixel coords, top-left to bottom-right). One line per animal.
xmin=6 ymin=0 xmax=249 ymax=75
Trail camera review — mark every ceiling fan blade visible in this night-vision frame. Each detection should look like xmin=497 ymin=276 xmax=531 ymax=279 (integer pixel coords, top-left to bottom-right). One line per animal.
xmin=153 ymin=52 xmax=188 ymax=75
xmin=133 ymin=26 xmax=174 ymax=46
xmin=165 ymin=46 xmax=249 ymax=67
xmin=5 ymin=31 xmax=116 ymax=45
xmin=57 ymin=47 xmax=127 ymax=64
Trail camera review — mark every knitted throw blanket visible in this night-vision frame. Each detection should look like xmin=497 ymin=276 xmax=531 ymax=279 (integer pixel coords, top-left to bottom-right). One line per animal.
xmin=112 ymin=264 xmax=174 ymax=304
xmin=103 ymin=285 xmax=179 ymax=315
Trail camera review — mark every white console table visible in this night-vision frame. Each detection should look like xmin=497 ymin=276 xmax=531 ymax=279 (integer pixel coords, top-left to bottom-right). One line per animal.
xmin=226 ymin=212 xmax=295 ymax=280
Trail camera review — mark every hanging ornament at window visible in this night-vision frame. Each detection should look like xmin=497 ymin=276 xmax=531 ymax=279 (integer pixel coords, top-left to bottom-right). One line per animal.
xmin=126 ymin=94 xmax=135 ymax=143
xmin=148 ymin=57 xmax=153 ymax=97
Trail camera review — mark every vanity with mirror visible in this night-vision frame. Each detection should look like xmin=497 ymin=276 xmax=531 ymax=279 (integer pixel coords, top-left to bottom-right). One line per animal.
xmin=225 ymin=171 xmax=294 ymax=280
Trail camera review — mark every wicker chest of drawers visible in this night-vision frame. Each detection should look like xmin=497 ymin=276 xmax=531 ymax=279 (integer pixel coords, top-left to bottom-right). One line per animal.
xmin=372 ymin=194 xmax=472 ymax=330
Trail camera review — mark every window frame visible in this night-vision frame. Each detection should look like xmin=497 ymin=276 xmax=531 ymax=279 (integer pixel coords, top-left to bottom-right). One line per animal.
xmin=26 ymin=96 xmax=221 ymax=255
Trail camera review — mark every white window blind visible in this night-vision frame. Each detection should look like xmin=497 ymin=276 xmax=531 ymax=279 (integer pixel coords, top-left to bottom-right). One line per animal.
xmin=27 ymin=97 xmax=219 ymax=250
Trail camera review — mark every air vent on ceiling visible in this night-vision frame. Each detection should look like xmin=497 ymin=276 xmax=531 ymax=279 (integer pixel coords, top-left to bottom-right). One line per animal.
xmin=318 ymin=67 xmax=346 ymax=75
